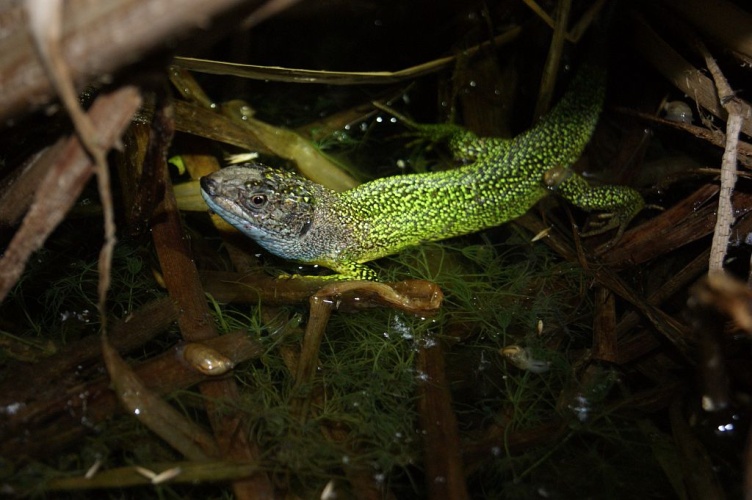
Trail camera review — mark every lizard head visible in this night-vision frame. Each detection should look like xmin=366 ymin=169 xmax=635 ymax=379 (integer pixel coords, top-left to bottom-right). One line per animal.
xmin=200 ymin=163 xmax=331 ymax=261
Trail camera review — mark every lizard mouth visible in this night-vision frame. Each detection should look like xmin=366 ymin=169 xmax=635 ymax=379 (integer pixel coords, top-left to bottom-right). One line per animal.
xmin=199 ymin=177 xmax=247 ymax=228
xmin=199 ymin=176 xmax=219 ymax=196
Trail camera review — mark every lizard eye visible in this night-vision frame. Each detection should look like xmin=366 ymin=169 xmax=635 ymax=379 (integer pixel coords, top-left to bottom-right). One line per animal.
xmin=244 ymin=193 xmax=268 ymax=210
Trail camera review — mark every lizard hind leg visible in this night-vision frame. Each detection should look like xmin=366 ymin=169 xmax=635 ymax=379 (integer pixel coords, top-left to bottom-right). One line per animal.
xmin=543 ymin=165 xmax=645 ymax=249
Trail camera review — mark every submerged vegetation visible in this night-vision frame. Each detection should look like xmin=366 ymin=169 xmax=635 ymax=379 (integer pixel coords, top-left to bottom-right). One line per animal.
xmin=2 ymin=220 xmax=679 ymax=498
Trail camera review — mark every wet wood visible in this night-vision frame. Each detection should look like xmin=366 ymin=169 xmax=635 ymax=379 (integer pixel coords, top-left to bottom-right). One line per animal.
xmin=603 ymin=184 xmax=715 ymax=266
xmin=692 ymin=273 xmax=752 ymax=335
xmin=616 ymin=248 xmax=709 ymax=341
xmin=670 ymin=400 xmax=727 ymax=500
xmin=515 ymin=213 xmax=695 ymax=361
xmin=171 ymin=68 xmax=359 ymax=191
xmin=462 ymin=421 xmax=567 ymax=471
xmin=686 ymin=279 xmax=731 ymax=412
xmin=150 ymin=115 xmax=276 ymax=496
xmin=102 ymin=333 xmax=222 ymax=460
xmin=417 ymin=339 xmax=469 ymax=500
xmin=0 ymin=331 xmax=263 ymax=460
xmin=613 ymin=107 xmax=752 ymax=169
xmin=0 ymin=142 xmax=65 ymax=225
xmin=293 ymin=279 xmax=444 ymax=391
xmin=173 ymin=99 xmax=276 ymax=153
xmin=48 ymin=460 xmax=261 ymax=491
xmin=128 ymin=86 xmax=175 ymax=237
xmin=0 ymin=296 xmax=177 ymax=413
xmin=630 ymin=13 xmax=752 ymax=137
xmin=201 ymin=270 xmax=444 ymax=312
xmin=592 ymin=287 xmax=618 ymax=363
xmin=661 ymin=0 xmax=752 ymax=61
xmin=0 ymin=85 xmax=142 ymax=302
xmin=0 ymin=0 xmax=263 ymax=123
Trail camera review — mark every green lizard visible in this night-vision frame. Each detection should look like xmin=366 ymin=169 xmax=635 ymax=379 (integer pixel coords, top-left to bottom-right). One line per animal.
xmin=200 ymin=63 xmax=644 ymax=281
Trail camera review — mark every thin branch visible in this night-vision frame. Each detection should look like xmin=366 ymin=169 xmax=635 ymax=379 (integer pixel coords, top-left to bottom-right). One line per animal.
xmin=25 ymin=0 xmax=114 ymax=329
xmin=694 ymin=40 xmax=747 ymax=272
xmin=172 ymin=28 xmax=522 ymax=84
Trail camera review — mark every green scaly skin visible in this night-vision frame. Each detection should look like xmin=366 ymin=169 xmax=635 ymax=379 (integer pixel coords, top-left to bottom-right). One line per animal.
xmin=200 ymin=64 xmax=644 ymax=281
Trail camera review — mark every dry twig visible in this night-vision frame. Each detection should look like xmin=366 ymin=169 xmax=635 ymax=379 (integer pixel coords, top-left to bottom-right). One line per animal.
xmin=25 ymin=0 xmax=115 ymax=328
xmin=694 ymin=40 xmax=748 ymax=271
